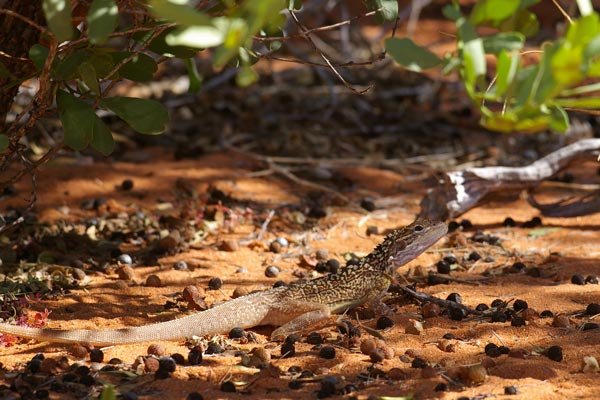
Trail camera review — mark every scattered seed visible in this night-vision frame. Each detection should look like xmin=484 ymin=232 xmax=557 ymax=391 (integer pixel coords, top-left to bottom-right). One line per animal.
xmin=447 ymin=221 xmax=460 ymax=232
xmin=446 ymin=293 xmax=463 ymax=304
xmin=513 ymin=299 xmax=528 ymax=311
xmin=552 ymin=314 xmax=570 ymax=328
xmin=170 ymin=353 xmax=185 ymax=365
xmin=468 ymin=251 xmax=481 ymax=261
xmin=586 ymin=275 xmax=599 ymax=284
xmin=144 ymin=357 xmax=159 ymax=372
xmin=90 ymin=349 xmax=104 ymax=363
xmin=281 ymin=341 xmax=295 ymax=358
xmin=436 ymin=260 xmax=451 ymax=274
xmin=146 ymin=274 xmax=162 ymax=287
xmin=186 ymin=392 xmax=204 ymax=400
xmin=265 ymin=265 xmax=280 ymax=278
xmin=503 ymin=217 xmax=516 ymax=227
xmin=422 ymin=302 xmax=441 ymax=317
xmin=366 ymin=225 xmax=379 ymax=236
xmin=522 ymin=216 xmax=542 ymax=228
xmin=147 ymin=344 xmax=166 ymax=357
xmin=319 ymin=346 xmax=336 ymax=359
xmin=475 ymin=303 xmax=489 ymax=312
xmin=220 ymin=381 xmax=236 ymax=393
xmin=360 ymin=198 xmax=376 ymax=211
xmin=411 ymin=357 xmax=428 ymax=369
xmin=491 ymin=312 xmax=507 ymax=323
xmin=205 ymin=343 xmax=223 ymax=354
xmin=587 ymin=303 xmax=600 ymax=315
xmin=376 ymin=316 xmax=394 ymax=330
xmin=571 ymin=274 xmax=586 ymax=285
xmin=540 ymin=310 xmax=554 ymax=318
xmin=369 ymin=348 xmax=385 ymax=363
xmin=208 ymin=277 xmax=223 ymax=290
xmin=229 ymin=327 xmax=246 ymax=339
xmin=504 ymin=385 xmax=518 ymax=395
xmin=491 ymin=299 xmax=506 ymax=308
xmin=288 ymin=380 xmax=303 ymax=390
xmin=449 ymin=306 xmax=467 ymax=321
xmin=315 ymin=249 xmax=329 ymax=261
xmin=582 ymin=322 xmax=600 ymax=331
xmin=232 ymin=286 xmax=250 ymax=298
xmin=511 ymin=317 xmax=526 ymax=327
xmin=274 ymin=237 xmax=289 ymax=247
xmin=326 ymin=259 xmax=340 ymax=274
xmin=527 ymin=267 xmax=541 ymax=277
xmin=188 ymin=348 xmax=203 ymax=365
xmin=273 ymin=280 xmax=287 ymax=288
xmin=485 ymin=343 xmax=502 ymax=358
xmin=306 ymin=332 xmax=323 ymax=345
xmin=435 ymin=383 xmax=449 ymax=392
xmin=318 ymin=376 xmax=338 ymax=397
xmin=546 ymin=345 xmax=563 ymax=362
xmin=121 ymin=179 xmax=134 ymax=191
xmin=460 ymin=219 xmax=473 ymax=229
xmin=269 ymin=241 xmax=282 ymax=253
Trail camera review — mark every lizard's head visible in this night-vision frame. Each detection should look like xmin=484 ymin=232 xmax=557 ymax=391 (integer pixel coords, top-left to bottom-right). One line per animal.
xmin=365 ymin=219 xmax=447 ymax=274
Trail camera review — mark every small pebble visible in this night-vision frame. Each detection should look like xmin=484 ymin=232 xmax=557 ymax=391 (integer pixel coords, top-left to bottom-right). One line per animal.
xmin=232 ymin=286 xmax=250 ymax=298
xmin=208 ymin=277 xmax=223 ymax=290
xmin=446 ymin=293 xmax=463 ymax=304
xmin=422 ymin=302 xmax=441 ymax=317
xmin=326 ymin=259 xmax=340 ymax=274
xmin=265 ymin=265 xmax=280 ymax=278
xmin=144 ymin=357 xmax=159 ymax=372
xmin=274 ymin=237 xmax=289 ymax=247
xmin=319 ymin=346 xmax=336 ymax=359
xmin=475 ymin=303 xmax=489 ymax=312
xmin=90 ymin=349 xmax=104 ymax=363
xmin=511 ymin=317 xmax=526 ymax=327
xmin=170 ymin=353 xmax=185 ymax=365
xmin=182 ymin=285 xmax=204 ymax=302
xmin=552 ymin=314 xmax=570 ymax=327
xmin=205 ymin=343 xmax=223 ymax=354
xmin=540 ymin=310 xmax=554 ymax=318
xmin=464 ymin=364 xmax=487 ymax=385
xmin=485 ymin=343 xmax=502 ymax=358
xmin=582 ymin=356 xmax=600 ymax=372
xmin=219 ymin=240 xmax=239 ymax=252
xmin=173 ymin=260 xmax=188 ymax=271
xmin=117 ymin=254 xmax=133 ymax=265
xmin=460 ymin=219 xmax=473 ymax=229
xmin=448 ymin=306 xmax=467 ymax=321
xmin=405 ymin=320 xmax=423 ymax=335
xmin=369 ymin=348 xmax=386 ymax=363
xmin=436 ymin=260 xmax=451 ymax=274
xmin=146 ymin=274 xmax=162 ymax=287
xmin=70 ymin=344 xmax=88 ymax=359
xmin=411 ymin=357 xmax=428 ymax=369
xmin=513 ymin=299 xmax=528 ymax=311
xmin=360 ymin=339 xmax=377 ymax=356
xmin=586 ymin=275 xmax=599 ymax=284
xmin=116 ymin=266 xmax=135 ymax=281
xmin=158 ymin=356 xmax=177 ymax=373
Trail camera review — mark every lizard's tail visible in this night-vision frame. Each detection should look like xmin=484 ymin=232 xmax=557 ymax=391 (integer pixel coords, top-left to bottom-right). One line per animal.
xmin=0 ymin=293 xmax=272 ymax=345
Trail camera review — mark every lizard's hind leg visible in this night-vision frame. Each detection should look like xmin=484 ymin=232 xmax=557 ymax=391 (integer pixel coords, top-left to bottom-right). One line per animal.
xmin=270 ymin=305 xmax=331 ymax=341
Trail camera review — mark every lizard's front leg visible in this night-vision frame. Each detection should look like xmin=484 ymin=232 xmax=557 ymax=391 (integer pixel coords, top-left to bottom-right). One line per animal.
xmin=270 ymin=303 xmax=332 ymax=341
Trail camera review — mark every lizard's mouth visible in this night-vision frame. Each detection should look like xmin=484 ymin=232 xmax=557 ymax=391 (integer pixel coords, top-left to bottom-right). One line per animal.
xmin=392 ymin=221 xmax=448 ymax=266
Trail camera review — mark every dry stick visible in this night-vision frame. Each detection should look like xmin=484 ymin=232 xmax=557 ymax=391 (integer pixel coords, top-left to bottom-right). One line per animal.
xmin=289 ymin=10 xmax=371 ymax=95
xmin=253 ymin=9 xmax=380 ymax=42
xmin=399 ymin=285 xmax=483 ymax=316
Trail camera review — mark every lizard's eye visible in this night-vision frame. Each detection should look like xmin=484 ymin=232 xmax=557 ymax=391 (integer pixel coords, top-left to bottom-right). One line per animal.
xmin=414 ymin=225 xmax=424 ymax=232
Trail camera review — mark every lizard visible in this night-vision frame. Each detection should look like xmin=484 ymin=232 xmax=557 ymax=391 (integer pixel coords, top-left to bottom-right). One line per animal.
xmin=0 ymin=219 xmax=447 ymax=346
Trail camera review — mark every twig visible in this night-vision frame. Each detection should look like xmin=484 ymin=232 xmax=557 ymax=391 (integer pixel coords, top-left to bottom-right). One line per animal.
xmin=289 ymin=10 xmax=371 ymax=95
xmin=399 ymin=285 xmax=483 ymax=316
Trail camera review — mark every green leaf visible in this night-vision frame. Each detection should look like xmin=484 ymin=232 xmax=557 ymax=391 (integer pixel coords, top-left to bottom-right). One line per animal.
xmin=133 ymin=27 xmax=197 ymax=58
xmin=29 ymin=44 xmax=49 ymax=70
xmin=165 ymin=26 xmax=224 ymax=49
xmin=470 ymin=0 xmax=520 ymax=25
xmin=514 ymin=65 xmax=537 ymax=107
xmin=100 ymin=384 xmax=117 ymax=400
xmin=584 ymin=35 xmax=600 ymax=63
xmin=288 ymin=0 xmax=301 ymax=10
xmin=54 ymin=50 xmax=89 ymax=80
xmin=555 ymin=97 xmax=600 ymax=108
xmin=498 ymin=10 xmax=539 ymax=37
xmin=101 ymin=97 xmax=168 ymax=135
xmin=148 ymin=0 xmax=212 ymax=26
xmin=43 ymin=0 xmax=74 ymax=41
xmin=528 ymin=227 xmax=560 ymax=237
xmin=184 ymin=58 xmax=202 ymax=93
xmin=366 ymin=0 xmax=399 ymax=23
xmin=482 ymin=32 xmax=525 ymax=55
xmin=111 ymin=52 xmax=157 ymax=82
xmin=56 ymin=90 xmax=94 ymax=150
xmin=385 ymin=38 xmax=444 ymax=71
xmin=442 ymin=3 xmax=462 ymax=21
xmin=90 ymin=116 xmax=115 ymax=155
xmin=481 ymin=113 xmax=518 ymax=133
xmin=0 ymin=135 xmax=9 ymax=152
xmin=88 ymin=0 xmax=118 ymax=44
xmin=566 ymin=14 xmax=599 ymax=46
xmin=87 ymin=51 xmax=115 ymax=77
xmin=458 ymin=18 xmax=486 ymax=89
xmin=495 ymin=50 xmax=520 ymax=97
xmin=78 ymin=62 xmax=100 ymax=94
xmin=551 ymin=43 xmax=583 ymax=86
xmin=547 ymin=105 xmax=569 ymax=132
xmin=236 ymin=65 xmax=258 ymax=87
